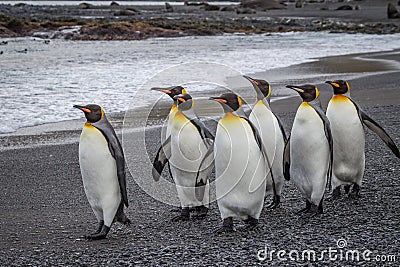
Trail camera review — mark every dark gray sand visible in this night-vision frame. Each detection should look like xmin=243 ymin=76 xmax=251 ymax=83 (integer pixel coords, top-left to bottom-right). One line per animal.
xmin=1 ymin=52 xmax=399 ymax=265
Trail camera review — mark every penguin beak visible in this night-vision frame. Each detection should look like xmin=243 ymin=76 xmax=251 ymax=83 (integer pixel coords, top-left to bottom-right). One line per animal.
xmin=150 ymin=87 xmax=171 ymax=95
xmin=243 ymin=75 xmax=260 ymax=86
xmin=73 ymin=105 xmax=91 ymax=113
xmin=286 ymin=85 xmax=305 ymax=93
xmin=209 ymin=97 xmax=227 ymax=104
xmin=325 ymin=81 xmax=339 ymax=88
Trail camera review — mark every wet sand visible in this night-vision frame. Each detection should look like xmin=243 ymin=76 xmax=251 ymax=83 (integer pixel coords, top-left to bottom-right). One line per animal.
xmin=0 ymin=50 xmax=399 ymax=265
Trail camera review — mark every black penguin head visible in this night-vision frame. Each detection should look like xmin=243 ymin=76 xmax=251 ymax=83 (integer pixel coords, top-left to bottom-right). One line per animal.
xmin=173 ymin=93 xmax=193 ymax=111
xmin=73 ymin=104 xmax=104 ymax=123
xmin=151 ymin=85 xmax=187 ymax=100
xmin=325 ymin=80 xmax=350 ymax=95
xmin=243 ymin=75 xmax=271 ymax=100
xmin=209 ymin=93 xmax=243 ymax=112
xmin=286 ymin=84 xmax=319 ymax=102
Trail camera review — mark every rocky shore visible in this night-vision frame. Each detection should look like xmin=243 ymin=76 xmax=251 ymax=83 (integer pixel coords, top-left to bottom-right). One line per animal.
xmin=1 ymin=0 xmax=400 ymax=40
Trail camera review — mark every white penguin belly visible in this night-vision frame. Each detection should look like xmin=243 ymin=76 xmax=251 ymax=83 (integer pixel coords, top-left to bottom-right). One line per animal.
xmin=170 ymin=113 xmax=209 ymax=208
xmin=79 ymin=125 xmax=121 ymax=222
xmin=327 ymin=96 xmax=365 ymax=186
xmin=250 ymin=102 xmax=285 ymax=195
xmin=215 ymin=116 xmax=266 ymax=220
xmin=290 ymin=104 xmax=329 ymax=205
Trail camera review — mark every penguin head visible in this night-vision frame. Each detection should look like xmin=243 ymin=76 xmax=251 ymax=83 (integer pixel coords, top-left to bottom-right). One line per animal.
xmin=73 ymin=104 xmax=104 ymax=123
xmin=151 ymin=86 xmax=187 ymax=100
xmin=325 ymin=80 xmax=350 ymax=95
xmin=243 ymin=75 xmax=271 ymax=100
xmin=173 ymin=93 xmax=193 ymax=111
xmin=286 ymin=84 xmax=319 ymax=102
xmin=209 ymin=93 xmax=242 ymax=112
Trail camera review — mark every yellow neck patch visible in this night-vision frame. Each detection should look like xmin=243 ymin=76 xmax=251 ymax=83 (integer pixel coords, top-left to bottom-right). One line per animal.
xmin=300 ymin=102 xmax=310 ymax=107
xmin=237 ymin=97 xmax=242 ymax=107
xmin=182 ymin=89 xmax=187 ymax=94
xmin=84 ymin=122 xmax=94 ymax=128
xmin=315 ymin=87 xmax=319 ymax=99
xmin=331 ymin=94 xmax=349 ymax=102
xmin=345 ymin=82 xmax=350 ymax=92
xmin=266 ymin=85 xmax=271 ymax=99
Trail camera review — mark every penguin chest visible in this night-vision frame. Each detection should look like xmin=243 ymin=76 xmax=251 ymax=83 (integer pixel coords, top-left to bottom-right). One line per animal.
xmin=290 ymin=104 xmax=329 ymax=194
xmin=215 ymin=116 xmax=266 ymax=215
xmin=79 ymin=125 xmax=119 ymax=207
xmin=327 ymin=96 xmax=365 ymax=178
xmin=249 ymin=102 xmax=284 ymax=164
xmin=170 ymin=112 xmax=205 ymax=174
xmin=165 ymin=105 xmax=178 ymax=139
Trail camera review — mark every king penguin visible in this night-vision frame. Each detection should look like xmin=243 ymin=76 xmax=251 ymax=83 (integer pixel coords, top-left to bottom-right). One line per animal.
xmin=203 ymin=93 xmax=271 ymax=233
xmin=153 ymin=93 xmax=214 ymax=221
xmin=244 ymin=75 xmax=287 ymax=209
xmin=325 ymin=80 xmax=400 ymax=198
xmin=284 ymin=85 xmax=333 ymax=216
xmin=74 ymin=104 xmax=130 ymax=240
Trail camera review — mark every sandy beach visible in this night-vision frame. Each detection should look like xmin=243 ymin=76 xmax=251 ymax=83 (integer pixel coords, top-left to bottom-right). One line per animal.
xmin=1 ymin=48 xmax=399 ymax=265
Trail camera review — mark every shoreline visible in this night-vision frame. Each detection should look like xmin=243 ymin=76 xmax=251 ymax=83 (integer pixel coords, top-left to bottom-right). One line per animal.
xmin=1 ymin=48 xmax=399 ymax=151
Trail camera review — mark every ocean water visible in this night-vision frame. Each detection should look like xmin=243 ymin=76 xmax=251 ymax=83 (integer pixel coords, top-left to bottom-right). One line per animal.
xmin=0 ymin=32 xmax=400 ymax=134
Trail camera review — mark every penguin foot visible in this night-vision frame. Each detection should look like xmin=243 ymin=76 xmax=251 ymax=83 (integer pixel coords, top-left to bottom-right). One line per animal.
xmin=170 ymin=207 xmax=182 ymax=212
xmin=266 ymin=195 xmax=281 ymax=209
xmin=296 ymin=201 xmax=311 ymax=214
xmin=344 ymin=185 xmax=351 ymax=194
xmin=242 ymin=217 xmax=259 ymax=231
xmin=192 ymin=205 xmax=208 ymax=219
xmin=327 ymin=187 xmax=341 ymax=201
xmin=114 ymin=202 xmax=131 ymax=225
xmin=214 ymin=218 xmax=234 ymax=235
xmin=85 ymin=225 xmax=110 ymax=240
xmin=301 ymin=204 xmax=322 ymax=218
xmin=171 ymin=207 xmax=190 ymax=222
xmin=94 ymin=220 xmax=104 ymax=234
xmin=349 ymin=184 xmax=361 ymax=199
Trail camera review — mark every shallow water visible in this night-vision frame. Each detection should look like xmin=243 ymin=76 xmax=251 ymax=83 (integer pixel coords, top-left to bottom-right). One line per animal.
xmin=0 ymin=32 xmax=400 ymax=133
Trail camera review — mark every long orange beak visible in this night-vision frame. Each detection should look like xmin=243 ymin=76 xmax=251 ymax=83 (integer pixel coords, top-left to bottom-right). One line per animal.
xmin=73 ymin=105 xmax=91 ymax=113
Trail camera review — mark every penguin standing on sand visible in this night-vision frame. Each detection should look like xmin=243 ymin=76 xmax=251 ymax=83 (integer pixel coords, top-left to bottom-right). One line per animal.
xmin=244 ymin=75 xmax=287 ymax=209
xmin=202 ymin=93 xmax=271 ymax=232
xmin=153 ymin=94 xmax=213 ymax=220
xmin=284 ymin=85 xmax=333 ymax=216
xmin=74 ymin=104 xmax=130 ymax=240
xmin=325 ymin=80 xmax=400 ymax=198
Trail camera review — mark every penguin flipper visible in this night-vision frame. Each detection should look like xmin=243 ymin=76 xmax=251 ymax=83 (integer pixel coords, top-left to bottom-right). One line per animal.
xmin=357 ymin=108 xmax=400 ymax=159
xmin=152 ymin=135 xmax=172 ymax=181
xmin=274 ymin=114 xmax=288 ymax=143
xmin=189 ymin=117 xmax=215 ymax=145
xmin=195 ymin=145 xmax=214 ymax=201
xmin=283 ymin=134 xmax=291 ymax=181
xmin=93 ymin=117 xmax=129 ymax=207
